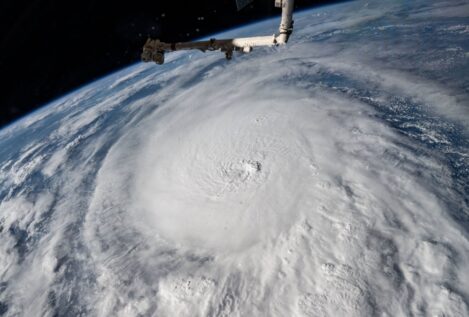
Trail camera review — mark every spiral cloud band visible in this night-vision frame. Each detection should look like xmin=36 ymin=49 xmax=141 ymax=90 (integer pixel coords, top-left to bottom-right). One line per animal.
xmin=85 ymin=54 xmax=468 ymax=316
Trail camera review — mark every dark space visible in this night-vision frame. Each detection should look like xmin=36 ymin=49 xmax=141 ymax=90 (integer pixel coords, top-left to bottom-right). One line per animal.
xmin=0 ymin=0 xmax=344 ymax=128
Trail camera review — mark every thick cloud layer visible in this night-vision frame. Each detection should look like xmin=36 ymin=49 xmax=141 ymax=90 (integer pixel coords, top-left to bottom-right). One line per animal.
xmin=0 ymin=0 xmax=468 ymax=316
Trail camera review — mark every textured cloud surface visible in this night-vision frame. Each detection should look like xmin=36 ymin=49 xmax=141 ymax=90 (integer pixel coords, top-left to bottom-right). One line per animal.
xmin=0 ymin=0 xmax=468 ymax=316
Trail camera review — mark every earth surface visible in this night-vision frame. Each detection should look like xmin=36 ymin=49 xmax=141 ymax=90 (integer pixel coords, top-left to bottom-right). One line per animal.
xmin=1 ymin=0 xmax=468 ymax=316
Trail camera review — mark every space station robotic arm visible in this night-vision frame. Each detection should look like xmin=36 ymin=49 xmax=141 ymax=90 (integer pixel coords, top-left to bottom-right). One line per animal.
xmin=141 ymin=0 xmax=294 ymax=64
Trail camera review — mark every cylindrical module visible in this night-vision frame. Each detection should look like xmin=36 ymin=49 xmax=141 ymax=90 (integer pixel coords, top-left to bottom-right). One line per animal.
xmin=232 ymin=35 xmax=277 ymax=48
xmin=277 ymin=0 xmax=295 ymax=44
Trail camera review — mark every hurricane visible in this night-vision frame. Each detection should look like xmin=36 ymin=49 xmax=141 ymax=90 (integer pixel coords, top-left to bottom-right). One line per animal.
xmin=0 ymin=0 xmax=468 ymax=316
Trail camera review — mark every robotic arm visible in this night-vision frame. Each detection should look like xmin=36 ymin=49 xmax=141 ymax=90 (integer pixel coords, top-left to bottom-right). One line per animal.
xmin=141 ymin=0 xmax=294 ymax=64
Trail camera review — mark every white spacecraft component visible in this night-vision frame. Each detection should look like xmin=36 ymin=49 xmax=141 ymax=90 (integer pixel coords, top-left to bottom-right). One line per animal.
xmin=141 ymin=0 xmax=295 ymax=64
